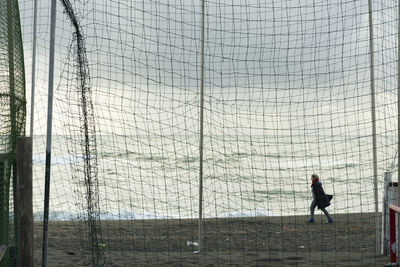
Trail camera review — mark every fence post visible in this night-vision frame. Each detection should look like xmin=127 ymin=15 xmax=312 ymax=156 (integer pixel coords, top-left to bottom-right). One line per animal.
xmin=390 ymin=207 xmax=396 ymax=263
xmin=16 ymin=137 xmax=33 ymax=267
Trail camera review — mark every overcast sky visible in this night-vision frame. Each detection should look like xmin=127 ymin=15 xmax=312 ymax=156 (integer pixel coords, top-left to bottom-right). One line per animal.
xmin=17 ymin=0 xmax=399 ymax=136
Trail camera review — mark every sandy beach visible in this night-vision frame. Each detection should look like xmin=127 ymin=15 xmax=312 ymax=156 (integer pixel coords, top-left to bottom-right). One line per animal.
xmin=33 ymin=212 xmax=388 ymax=266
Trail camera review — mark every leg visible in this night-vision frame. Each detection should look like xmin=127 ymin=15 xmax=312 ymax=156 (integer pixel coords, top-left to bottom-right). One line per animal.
xmin=321 ymin=208 xmax=333 ymax=222
xmin=308 ymin=200 xmax=316 ymax=222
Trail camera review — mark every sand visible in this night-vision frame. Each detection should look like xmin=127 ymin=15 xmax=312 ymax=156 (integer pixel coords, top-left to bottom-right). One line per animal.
xmin=33 ymin=213 xmax=389 ymax=266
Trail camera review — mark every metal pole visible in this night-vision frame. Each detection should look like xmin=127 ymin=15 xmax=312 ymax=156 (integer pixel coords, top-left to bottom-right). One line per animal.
xmin=6 ymin=0 xmax=15 ymax=265
xmin=7 ymin=0 xmax=15 ymax=135
xmin=397 ymin=0 xmax=400 ymax=259
xmin=42 ymin=0 xmax=57 ymax=266
xmin=390 ymin=206 xmax=397 ymax=263
xmin=198 ymin=0 xmax=206 ymax=253
xmin=367 ymin=0 xmax=379 ymax=253
xmin=30 ymin=0 xmax=38 ymax=137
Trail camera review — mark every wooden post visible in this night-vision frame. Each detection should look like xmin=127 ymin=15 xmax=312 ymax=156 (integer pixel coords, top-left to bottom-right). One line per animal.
xmin=16 ymin=137 xmax=33 ymax=267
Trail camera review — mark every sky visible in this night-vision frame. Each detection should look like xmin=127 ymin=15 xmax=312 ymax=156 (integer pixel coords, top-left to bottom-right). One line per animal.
xmin=15 ymin=0 xmax=399 ymax=138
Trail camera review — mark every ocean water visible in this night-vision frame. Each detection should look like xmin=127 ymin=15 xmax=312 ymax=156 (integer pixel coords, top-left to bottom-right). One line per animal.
xmin=30 ymin=134 xmax=394 ymax=221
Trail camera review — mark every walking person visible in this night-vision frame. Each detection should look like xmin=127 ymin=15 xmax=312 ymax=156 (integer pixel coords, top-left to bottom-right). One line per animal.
xmin=307 ymin=174 xmax=333 ymax=223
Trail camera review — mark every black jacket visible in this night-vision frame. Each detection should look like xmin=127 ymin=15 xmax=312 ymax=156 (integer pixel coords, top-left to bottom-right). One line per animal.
xmin=312 ymin=181 xmax=333 ymax=209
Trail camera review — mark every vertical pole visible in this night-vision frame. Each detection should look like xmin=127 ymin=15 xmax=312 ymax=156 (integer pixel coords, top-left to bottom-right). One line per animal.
xmin=390 ymin=207 xmax=396 ymax=263
xmin=30 ymin=0 xmax=38 ymax=137
xmin=42 ymin=0 xmax=57 ymax=266
xmin=383 ymin=172 xmax=393 ymax=255
xmin=198 ymin=0 xmax=206 ymax=253
xmin=16 ymin=137 xmax=33 ymax=267
xmin=7 ymin=0 xmax=15 ymax=136
xmin=7 ymin=0 xmax=16 ymax=265
xmin=367 ymin=0 xmax=379 ymax=253
xmin=397 ymin=0 xmax=400 ymax=259
xmin=0 ymin=161 xmax=4 ymax=264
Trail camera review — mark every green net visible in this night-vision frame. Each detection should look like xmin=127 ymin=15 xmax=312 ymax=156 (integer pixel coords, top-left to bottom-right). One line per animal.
xmin=0 ymin=0 xmax=26 ymax=266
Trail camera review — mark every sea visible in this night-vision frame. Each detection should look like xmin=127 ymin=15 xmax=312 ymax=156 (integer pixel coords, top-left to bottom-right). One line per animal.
xmin=28 ymin=133 xmax=396 ymax=221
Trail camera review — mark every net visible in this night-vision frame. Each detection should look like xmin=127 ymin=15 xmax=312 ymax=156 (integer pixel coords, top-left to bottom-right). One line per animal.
xmin=0 ymin=0 xmax=26 ymax=266
xmin=16 ymin=0 xmax=400 ymax=265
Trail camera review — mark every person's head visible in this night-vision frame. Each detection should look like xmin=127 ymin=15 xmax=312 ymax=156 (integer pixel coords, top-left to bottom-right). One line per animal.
xmin=311 ymin=173 xmax=319 ymax=181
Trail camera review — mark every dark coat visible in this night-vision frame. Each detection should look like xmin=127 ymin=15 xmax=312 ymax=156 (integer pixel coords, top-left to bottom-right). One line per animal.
xmin=312 ymin=181 xmax=333 ymax=209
